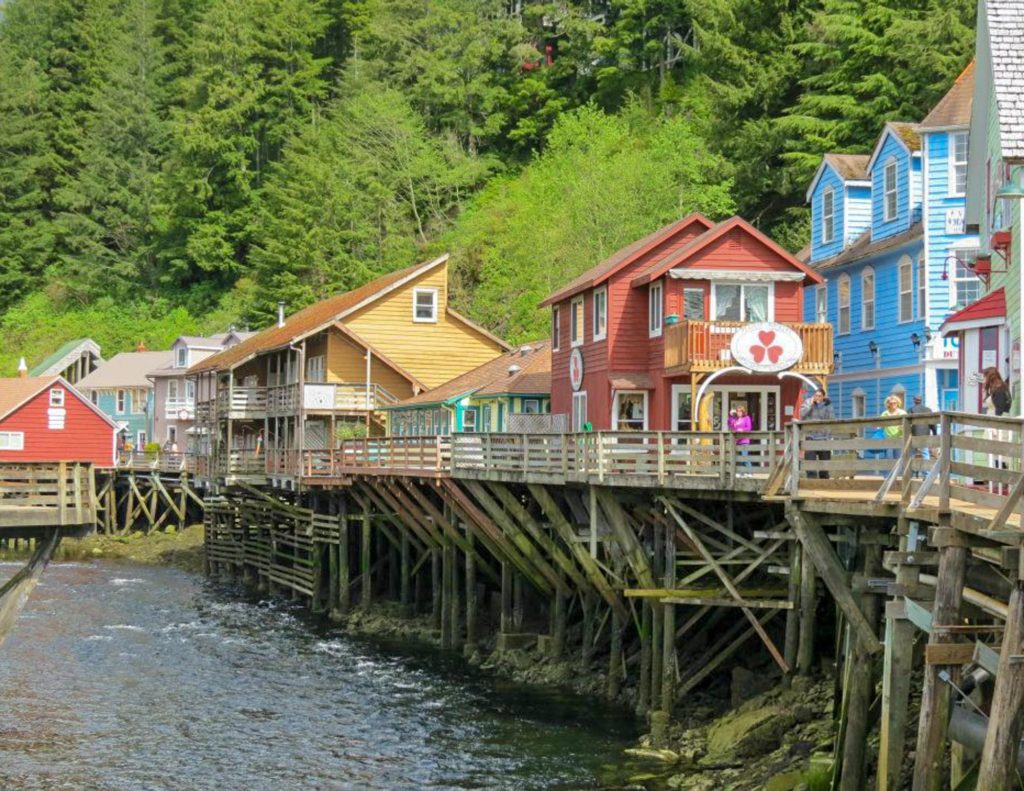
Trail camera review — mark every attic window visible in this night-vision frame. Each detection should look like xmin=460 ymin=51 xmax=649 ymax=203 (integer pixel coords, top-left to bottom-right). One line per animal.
xmin=413 ymin=288 xmax=438 ymax=322
xmin=176 ymin=347 xmax=188 ymax=368
xmin=883 ymin=159 xmax=898 ymax=222
xmin=822 ymin=187 xmax=835 ymax=244
xmin=49 ymin=388 xmax=65 ymax=407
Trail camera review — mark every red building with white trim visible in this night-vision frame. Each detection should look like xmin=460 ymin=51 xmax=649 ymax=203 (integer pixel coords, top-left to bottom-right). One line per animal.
xmin=0 ymin=376 xmax=118 ymax=467
xmin=542 ymin=214 xmax=834 ymax=433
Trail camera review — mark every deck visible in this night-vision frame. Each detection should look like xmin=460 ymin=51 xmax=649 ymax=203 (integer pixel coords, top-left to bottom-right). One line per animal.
xmin=0 ymin=463 xmax=96 ymax=536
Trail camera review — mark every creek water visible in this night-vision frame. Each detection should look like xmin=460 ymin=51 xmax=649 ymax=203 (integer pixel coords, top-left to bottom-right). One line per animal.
xmin=0 ymin=561 xmax=642 ymax=790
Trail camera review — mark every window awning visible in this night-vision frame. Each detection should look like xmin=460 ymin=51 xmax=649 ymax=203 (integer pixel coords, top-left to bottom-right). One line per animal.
xmin=939 ymin=287 xmax=1006 ymax=335
xmin=668 ymin=268 xmax=805 ymax=282
xmin=610 ymin=373 xmax=654 ymax=390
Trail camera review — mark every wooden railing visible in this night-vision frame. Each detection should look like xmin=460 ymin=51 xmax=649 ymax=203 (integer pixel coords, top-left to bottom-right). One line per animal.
xmin=214 ymin=386 xmax=268 ymax=418
xmin=0 ymin=462 xmax=96 ymax=527
xmin=213 ymin=449 xmax=265 ymax=477
xmin=117 ymin=452 xmax=190 ymax=474
xmin=303 ymin=382 xmax=400 ymax=412
xmin=664 ymin=320 xmax=833 ymax=374
xmin=296 ymin=431 xmax=786 ymax=487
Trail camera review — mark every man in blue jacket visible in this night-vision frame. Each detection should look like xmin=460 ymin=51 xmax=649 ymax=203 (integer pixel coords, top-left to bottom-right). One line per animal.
xmin=800 ymin=389 xmax=835 ymax=479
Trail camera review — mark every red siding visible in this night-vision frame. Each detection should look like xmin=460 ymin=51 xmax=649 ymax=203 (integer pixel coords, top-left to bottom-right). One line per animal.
xmin=0 ymin=386 xmax=115 ymax=466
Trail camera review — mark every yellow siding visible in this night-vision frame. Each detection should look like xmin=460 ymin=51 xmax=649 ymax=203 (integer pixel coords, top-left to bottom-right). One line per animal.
xmin=345 ymin=264 xmax=504 ymax=388
xmin=325 ymin=330 xmax=416 ymax=401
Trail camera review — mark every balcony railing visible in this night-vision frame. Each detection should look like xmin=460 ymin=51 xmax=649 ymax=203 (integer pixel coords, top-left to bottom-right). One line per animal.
xmin=164 ymin=398 xmax=195 ymax=419
xmin=214 ymin=386 xmax=268 ymax=419
xmin=664 ymin=320 xmax=833 ymax=375
xmin=267 ymin=382 xmax=400 ymax=416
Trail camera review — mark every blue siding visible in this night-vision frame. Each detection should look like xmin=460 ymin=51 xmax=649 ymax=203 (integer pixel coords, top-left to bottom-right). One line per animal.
xmin=88 ymin=388 xmax=153 ymax=443
xmin=846 ymin=185 xmax=872 ymax=243
xmin=871 ymin=133 xmax=915 ymax=241
xmin=809 ymin=165 xmax=846 ymax=263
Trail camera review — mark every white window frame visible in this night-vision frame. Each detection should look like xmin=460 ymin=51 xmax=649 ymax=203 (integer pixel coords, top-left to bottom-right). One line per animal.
xmin=167 ymin=379 xmax=179 ymax=401
xmin=950 ymin=131 xmax=968 ymax=197
xmin=176 ymin=346 xmax=188 ymax=368
xmin=822 ymin=186 xmax=835 ymax=244
xmin=412 ymin=287 xmax=438 ymax=323
xmin=861 ymin=267 xmax=875 ymax=330
xmin=462 ymin=407 xmax=478 ymax=433
xmin=815 ymin=284 xmax=828 ymax=323
xmin=612 ymin=390 xmax=648 ymax=431
xmin=572 ymin=391 xmax=588 ymax=432
xmin=522 ymin=398 xmax=541 ymax=414
xmin=710 ymin=282 xmax=775 ymax=322
xmin=49 ymin=388 xmax=65 ymax=407
xmin=917 ymin=251 xmax=927 ymax=320
xmin=570 ymin=296 xmax=584 ymax=347
xmin=116 ymin=389 xmax=128 ymax=413
xmin=593 ymin=286 xmax=608 ymax=341
xmin=852 ymin=390 xmax=866 ymax=419
xmin=649 ymin=281 xmax=663 ymax=337
xmin=683 ymin=287 xmax=705 ymax=321
xmin=0 ymin=431 xmax=25 ymax=450
xmin=883 ymin=158 xmax=898 ymax=222
xmin=551 ymin=307 xmax=561 ymax=351
xmin=185 ymin=379 xmax=195 ymax=403
xmin=898 ymin=256 xmax=913 ymax=323
xmin=948 ymin=245 xmax=981 ymax=308
xmin=837 ymin=274 xmax=851 ymax=335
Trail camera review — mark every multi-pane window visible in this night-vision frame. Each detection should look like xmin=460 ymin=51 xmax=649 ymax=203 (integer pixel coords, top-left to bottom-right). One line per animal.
xmin=551 ymin=307 xmax=560 ymax=350
xmin=822 ymin=187 xmax=835 ymax=244
xmin=815 ymin=285 xmax=827 ymax=323
xmin=714 ymin=283 xmax=770 ymax=322
xmin=683 ymin=288 xmax=705 ymax=321
xmin=838 ymin=275 xmax=851 ymax=335
xmin=861 ymin=268 xmax=875 ymax=330
xmin=615 ymin=392 xmax=646 ymax=431
xmin=176 ymin=347 xmax=188 ymax=368
xmin=481 ymin=404 xmax=492 ymax=433
xmin=950 ymin=248 xmax=981 ymax=307
xmin=884 ymin=160 xmax=898 ymax=222
xmin=648 ymin=282 xmax=663 ymax=337
xmin=49 ymin=388 xmax=64 ymax=407
xmin=951 ymin=132 xmax=969 ymax=195
xmin=117 ymin=389 xmax=129 ymax=413
xmin=0 ymin=432 xmax=24 ymax=450
xmin=898 ymin=257 xmax=913 ymax=321
xmin=852 ymin=392 xmax=866 ymax=419
xmin=570 ymin=296 xmax=584 ymax=346
xmin=572 ymin=392 xmax=588 ymax=432
xmin=413 ymin=288 xmax=438 ymax=322
xmin=462 ymin=408 xmax=477 ymax=433
xmin=917 ymin=252 xmax=927 ymax=319
xmin=593 ymin=287 xmax=608 ymax=340
xmin=522 ymin=399 xmax=541 ymax=414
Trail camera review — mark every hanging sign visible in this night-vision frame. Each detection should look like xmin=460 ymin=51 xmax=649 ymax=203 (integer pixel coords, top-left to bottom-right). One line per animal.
xmin=730 ymin=322 xmax=804 ymax=373
xmin=569 ymin=348 xmax=584 ymax=392
xmin=945 ymin=207 xmax=966 ymax=235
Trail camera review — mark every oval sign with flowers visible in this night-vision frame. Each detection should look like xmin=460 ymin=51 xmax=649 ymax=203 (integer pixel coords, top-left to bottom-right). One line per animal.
xmin=729 ymin=322 xmax=804 ymax=373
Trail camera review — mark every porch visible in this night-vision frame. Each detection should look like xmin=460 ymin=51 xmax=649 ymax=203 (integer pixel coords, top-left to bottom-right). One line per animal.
xmin=663 ymin=320 xmax=833 ymax=376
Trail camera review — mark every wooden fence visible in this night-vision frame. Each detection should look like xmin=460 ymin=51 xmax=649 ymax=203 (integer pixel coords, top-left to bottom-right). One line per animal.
xmin=0 ymin=462 xmax=96 ymax=528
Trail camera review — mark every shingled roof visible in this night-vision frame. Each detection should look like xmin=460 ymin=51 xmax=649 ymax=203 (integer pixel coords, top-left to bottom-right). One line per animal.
xmin=391 ymin=342 xmax=550 ymax=408
xmin=987 ymin=1 xmax=1024 ymax=160
xmin=810 ymin=222 xmax=923 ymax=273
xmin=921 ymin=60 xmax=976 ymax=129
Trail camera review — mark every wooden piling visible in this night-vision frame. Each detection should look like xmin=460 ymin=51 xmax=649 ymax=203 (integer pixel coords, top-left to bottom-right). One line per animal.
xmin=608 ymin=606 xmax=623 ymax=701
xmin=400 ymin=528 xmax=411 ymax=611
xmin=783 ymin=541 xmax=801 ymax=678
xmin=448 ymin=539 xmax=460 ymax=650
xmin=465 ymin=531 xmax=478 ymax=650
xmin=661 ymin=521 xmax=676 ymax=717
xmin=978 ymin=580 xmax=1024 ymax=789
xmin=552 ymin=586 xmax=567 ymax=659
xmin=582 ymin=590 xmax=596 ymax=665
xmin=338 ymin=512 xmax=350 ymax=612
xmin=501 ymin=560 xmax=512 ymax=634
xmin=360 ymin=507 xmax=372 ymax=607
xmin=798 ymin=550 xmax=817 ymax=675
xmin=912 ymin=541 xmax=968 ymax=791
xmin=636 ymin=601 xmax=652 ymax=717
xmin=651 ymin=522 xmax=664 ymax=710
xmin=431 ymin=548 xmax=442 ymax=630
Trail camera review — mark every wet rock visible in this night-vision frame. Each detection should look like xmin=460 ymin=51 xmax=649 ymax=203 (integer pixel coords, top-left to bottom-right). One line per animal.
xmin=623 ymin=747 xmax=679 ymax=763
xmin=707 ymin=705 xmax=795 ymax=759
xmin=764 ymin=770 xmax=804 ymax=791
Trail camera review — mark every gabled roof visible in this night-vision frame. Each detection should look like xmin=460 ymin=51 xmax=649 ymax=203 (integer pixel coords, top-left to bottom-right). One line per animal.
xmin=810 ymin=222 xmax=923 ymax=273
xmin=940 ymin=287 xmax=1006 ymax=334
xmin=921 ymin=60 xmax=975 ymax=129
xmin=190 ymin=254 xmax=505 ymax=374
xmin=539 ymin=214 xmax=715 ymax=307
xmin=30 ymin=338 xmax=102 ymax=376
xmin=630 ymin=216 xmax=824 ymax=287
xmin=985 ymin=1 xmax=1024 ymax=160
xmin=0 ymin=375 xmax=117 ymax=428
xmin=866 ymin=122 xmax=922 ymax=174
xmin=390 ymin=342 xmax=550 ymax=408
xmin=805 ymin=154 xmax=871 ymax=202
xmin=77 ymin=351 xmax=174 ymax=390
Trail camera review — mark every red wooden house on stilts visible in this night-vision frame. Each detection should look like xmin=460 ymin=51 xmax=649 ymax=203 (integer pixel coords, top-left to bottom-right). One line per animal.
xmin=543 ymin=214 xmax=834 ymax=434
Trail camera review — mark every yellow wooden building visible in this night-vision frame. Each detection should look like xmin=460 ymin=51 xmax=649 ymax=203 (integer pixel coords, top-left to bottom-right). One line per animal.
xmin=189 ymin=254 xmax=508 ymax=483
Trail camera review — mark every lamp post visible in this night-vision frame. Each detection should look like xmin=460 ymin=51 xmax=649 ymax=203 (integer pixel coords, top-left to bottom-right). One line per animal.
xmin=869 ymin=341 xmax=880 ymax=413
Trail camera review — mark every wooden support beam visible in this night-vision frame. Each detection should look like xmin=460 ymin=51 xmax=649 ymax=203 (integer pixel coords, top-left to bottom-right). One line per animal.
xmin=913 ymin=543 xmax=968 ymax=791
xmin=978 ymin=581 xmax=1024 ymax=789
xmin=596 ymin=488 xmax=655 ymax=589
xmin=676 ymin=610 xmax=782 ymax=700
xmin=785 ymin=503 xmax=881 ymax=655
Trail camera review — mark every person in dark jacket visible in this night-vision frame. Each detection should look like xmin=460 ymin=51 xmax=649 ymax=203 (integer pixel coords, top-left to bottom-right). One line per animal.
xmin=799 ymin=389 xmax=835 ymax=479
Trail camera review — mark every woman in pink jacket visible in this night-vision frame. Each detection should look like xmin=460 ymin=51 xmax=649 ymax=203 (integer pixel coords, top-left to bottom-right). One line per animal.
xmin=728 ymin=406 xmax=753 ymax=468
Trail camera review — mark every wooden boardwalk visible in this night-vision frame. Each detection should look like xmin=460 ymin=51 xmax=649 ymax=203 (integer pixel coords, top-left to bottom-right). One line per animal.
xmin=0 ymin=462 xmax=96 ymax=536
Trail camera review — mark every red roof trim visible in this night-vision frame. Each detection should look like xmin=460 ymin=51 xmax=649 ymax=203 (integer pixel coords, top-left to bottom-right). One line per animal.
xmin=629 ymin=216 xmax=824 ymax=287
xmin=939 ymin=288 xmax=1006 ymax=333
xmin=539 ymin=213 xmax=714 ymax=307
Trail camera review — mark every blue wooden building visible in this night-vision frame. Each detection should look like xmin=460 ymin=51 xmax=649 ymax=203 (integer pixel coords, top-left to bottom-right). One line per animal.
xmin=804 ymin=63 xmax=979 ymax=416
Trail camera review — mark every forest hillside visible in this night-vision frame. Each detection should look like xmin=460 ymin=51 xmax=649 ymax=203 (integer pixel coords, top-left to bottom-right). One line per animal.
xmin=0 ymin=0 xmax=976 ymax=369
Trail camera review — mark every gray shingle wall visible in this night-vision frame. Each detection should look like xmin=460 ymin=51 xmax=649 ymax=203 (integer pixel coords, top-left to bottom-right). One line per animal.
xmin=990 ymin=0 xmax=1024 ymax=159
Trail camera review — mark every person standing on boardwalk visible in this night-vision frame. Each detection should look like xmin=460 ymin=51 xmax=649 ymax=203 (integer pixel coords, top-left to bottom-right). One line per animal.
xmin=728 ymin=406 xmax=753 ymax=468
xmin=982 ymin=367 xmax=1012 ymax=416
xmin=800 ymin=389 xmax=834 ymax=479
xmin=880 ymin=394 xmax=907 ymax=459
xmin=907 ymin=395 xmax=935 ymax=464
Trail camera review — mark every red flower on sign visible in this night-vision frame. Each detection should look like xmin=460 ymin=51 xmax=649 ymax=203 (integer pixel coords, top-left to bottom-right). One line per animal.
xmin=749 ymin=330 xmax=783 ymax=365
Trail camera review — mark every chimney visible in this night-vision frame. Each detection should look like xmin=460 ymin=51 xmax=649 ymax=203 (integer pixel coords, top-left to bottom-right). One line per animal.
xmin=277 ymin=301 xmax=286 ymax=328
xmin=17 ymin=357 xmax=27 ymax=379
xmin=136 ymin=339 xmax=147 ymax=352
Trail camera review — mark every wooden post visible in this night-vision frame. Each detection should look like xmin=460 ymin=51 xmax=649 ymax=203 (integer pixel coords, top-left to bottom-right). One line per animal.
xmin=912 ymin=542 xmax=968 ymax=791
xmin=440 ymin=538 xmax=452 ymax=647
xmin=400 ymin=527 xmax=411 ymax=612
xmin=607 ymin=605 xmax=623 ymax=701
xmin=582 ymin=590 xmax=595 ymax=665
xmin=432 ymin=547 xmax=442 ymax=631
xmin=636 ymin=601 xmax=652 ymax=717
xmin=551 ymin=586 xmax=567 ymax=659
xmin=500 ymin=560 xmax=512 ymax=634
xmin=448 ymin=538 xmax=460 ymax=650
xmin=661 ymin=521 xmax=676 ymax=715
xmin=839 ymin=543 xmax=881 ymax=791
xmin=978 ymin=581 xmax=1024 ymax=788
xmin=513 ymin=572 xmax=525 ymax=632
xmin=783 ymin=541 xmax=802 ymax=678
xmin=361 ymin=507 xmax=372 ymax=607
xmin=651 ymin=522 xmax=664 ymax=710
xmin=338 ymin=512 xmax=350 ymax=612
xmin=798 ymin=548 xmax=817 ymax=675
xmin=465 ymin=531 xmax=478 ymax=651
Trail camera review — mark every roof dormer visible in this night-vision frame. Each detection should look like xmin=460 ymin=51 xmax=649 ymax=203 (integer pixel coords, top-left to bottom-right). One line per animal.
xmin=867 ymin=122 xmax=922 ymax=241
xmin=806 ymin=154 xmax=870 ymax=264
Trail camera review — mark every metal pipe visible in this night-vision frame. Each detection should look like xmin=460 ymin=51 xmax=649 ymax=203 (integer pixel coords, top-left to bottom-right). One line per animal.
xmin=948 ymin=705 xmax=1024 ymax=772
xmin=918 ymin=573 xmax=1009 ymax=619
